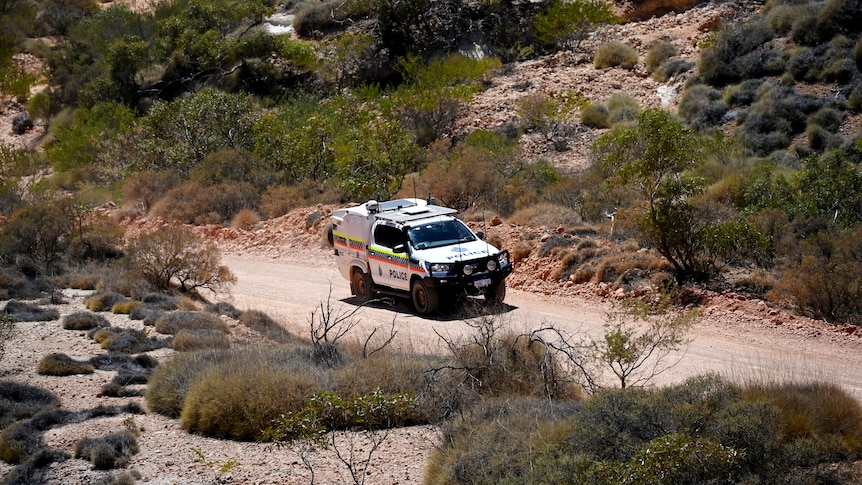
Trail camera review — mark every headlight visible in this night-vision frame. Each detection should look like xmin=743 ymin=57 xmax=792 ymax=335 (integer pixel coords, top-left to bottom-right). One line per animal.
xmin=429 ymin=263 xmax=451 ymax=273
xmin=486 ymin=259 xmax=497 ymax=271
xmin=463 ymin=264 xmax=474 ymax=275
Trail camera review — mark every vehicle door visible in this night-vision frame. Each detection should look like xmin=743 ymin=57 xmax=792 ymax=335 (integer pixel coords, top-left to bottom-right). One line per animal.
xmin=368 ymin=222 xmax=411 ymax=291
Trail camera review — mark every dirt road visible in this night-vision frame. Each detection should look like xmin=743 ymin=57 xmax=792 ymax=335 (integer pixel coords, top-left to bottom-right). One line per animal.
xmin=222 ymin=253 xmax=862 ymax=399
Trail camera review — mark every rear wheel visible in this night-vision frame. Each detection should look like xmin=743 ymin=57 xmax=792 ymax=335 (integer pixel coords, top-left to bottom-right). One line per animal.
xmin=351 ymin=268 xmax=372 ymax=302
xmin=484 ymin=280 xmax=506 ymax=306
xmin=412 ymin=279 xmax=439 ymax=315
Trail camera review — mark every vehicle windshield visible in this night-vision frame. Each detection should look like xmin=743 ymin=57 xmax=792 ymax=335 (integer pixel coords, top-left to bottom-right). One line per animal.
xmin=407 ymin=219 xmax=476 ymax=249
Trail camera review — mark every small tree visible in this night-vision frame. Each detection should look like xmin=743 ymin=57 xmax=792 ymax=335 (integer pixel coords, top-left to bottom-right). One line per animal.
xmin=593 ymin=109 xmax=767 ymax=280
xmin=591 ymin=294 xmax=698 ymax=389
xmin=124 ymin=225 xmax=236 ymax=294
xmin=0 ymin=199 xmax=74 ymax=275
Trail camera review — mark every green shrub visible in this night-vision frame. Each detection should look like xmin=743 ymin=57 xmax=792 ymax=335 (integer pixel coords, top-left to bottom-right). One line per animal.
xmin=180 ymin=364 xmax=316 ymax=440
xmin=593 ymin=41 xmax=638 ymax=69
xmin=0 ymin=301 xmax=60 ymax=322
xmin=328 ymin=354 xmax=439 ymax=422
xmin=605 ymin=92 xmax=640 ymax=125
xmin=173 ymin=329 xmax=230 ymax=351
xmin=645 ymin=39 xmax=677 ymax=77
xmin=189 ymin=148 xmax=275 ymax=191
xmin=0 ymin=382 xmax=60 ymax=430
xmin=62 ymin=311 xmax=109 ymax=330
xmin=425 ymin=397 xmax=579 ymax=485
xmin=724 ymin=76 xmax=771 ymax=111
xmin=735 ymin=86 xmax=822 ymax=156
xmin=808 ymin=106 xmax=844 ymax=133
xmin=658 ymin=58 xmax=695 ymax=82
xmin=743 ymin=380 xmax=862 ymax=462
xmin=154 ymin=311 xmax=229 ymax=335
xmin=678 ymin=84 xmax=728 ymax=131
xmin=74 ymin=430 xmax=140 ymax=470
xmin=293 ymin=0 xmax=371 ymax=38
xmin=580 ymin=103 xmax=610 ymax=128
xmin=84 ymin=292 xmax=128 ymax=312
xmin=699 ymin=19 xmax=775 ymax=86
xmin=37 ymin=353 xmax=95 ymax=376
xmin=534 ymin=0 xmax=621 ymax=50
xmin=145 ymin=349 xmax=234 ymax=417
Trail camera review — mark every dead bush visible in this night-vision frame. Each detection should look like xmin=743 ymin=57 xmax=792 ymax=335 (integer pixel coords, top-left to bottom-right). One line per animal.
xmin=173 ymin=329 xmax=231 ymax=351
xmin=1 ymin=300 xmax=60 ymax=322
xmin=149 ymin=181 xmax=258 ymax=225
xmin=510 ymin=241 xmax=533 ymax=263
xmin=124 ymin=225 xmax=236 ymax=294
xmin=508 ymin=202 xmax=583 ymax=228
xmin=154 ymin=311 xmax=229 ymax=335
xmin=62 ymin=311 xmax=109 ymax=330
xmin=593 ymin=251 xmax=670 ymax=288
xmin=37 ymin=353 xmax=95 ymax=376
xmin=74 ymin=430 xmax=140 ymax=470
xmin=551 ymin=244 xmax=609 ymax=281
xmin=230 ymin=208 xmax=261 ymax=230
xmin=83 ymin=292 xmax=128 ymax=312
xmin=768 ymin=228 xmax=862 ymax=324
xmin=0 ymin=382 xmax=60 ymax=430
xmin=122 ymin=170 xmax=179 ymax=212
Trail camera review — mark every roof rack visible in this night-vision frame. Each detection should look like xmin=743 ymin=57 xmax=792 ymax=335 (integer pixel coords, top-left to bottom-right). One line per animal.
xmin=374 ymin=204 xmax=457 ymax=223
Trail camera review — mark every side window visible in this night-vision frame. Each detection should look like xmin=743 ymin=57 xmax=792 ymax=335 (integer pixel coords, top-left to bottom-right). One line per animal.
xmin=373 ymin=224 xmax=405 ymax=249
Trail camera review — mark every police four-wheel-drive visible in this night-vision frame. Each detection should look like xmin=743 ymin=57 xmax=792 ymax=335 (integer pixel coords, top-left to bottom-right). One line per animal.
xmin=328 ymin=198 xmax=513 ymax=314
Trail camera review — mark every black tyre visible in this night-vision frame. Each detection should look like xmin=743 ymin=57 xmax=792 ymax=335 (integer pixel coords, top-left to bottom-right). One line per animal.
xmin=484 ymin=280 xmax=506 ymax=306
xmin=411 ymin=279 xmax=439 ymax=315
xmin=351 ymin=268 xmax=372 ymax=302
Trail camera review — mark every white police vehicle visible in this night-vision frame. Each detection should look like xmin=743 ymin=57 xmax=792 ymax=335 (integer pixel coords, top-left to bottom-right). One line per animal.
xmin=329 ymin=198 xmax=512 ymax=314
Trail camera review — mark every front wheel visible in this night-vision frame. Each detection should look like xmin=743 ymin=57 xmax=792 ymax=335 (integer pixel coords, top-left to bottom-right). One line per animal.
xmin=351 ymin=268 xmax=372 ymax=302
xmin=484 ymin=280 xmax=506 ymax=306
xmin=412 ymin=279 xmax=439 ymax=315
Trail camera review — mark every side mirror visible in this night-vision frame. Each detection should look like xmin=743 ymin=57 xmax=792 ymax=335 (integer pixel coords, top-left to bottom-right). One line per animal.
xmin=393 ymin=243 xmax=407 ymax=254
xmin=476 ymin=231 xmax=485 ymax=240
